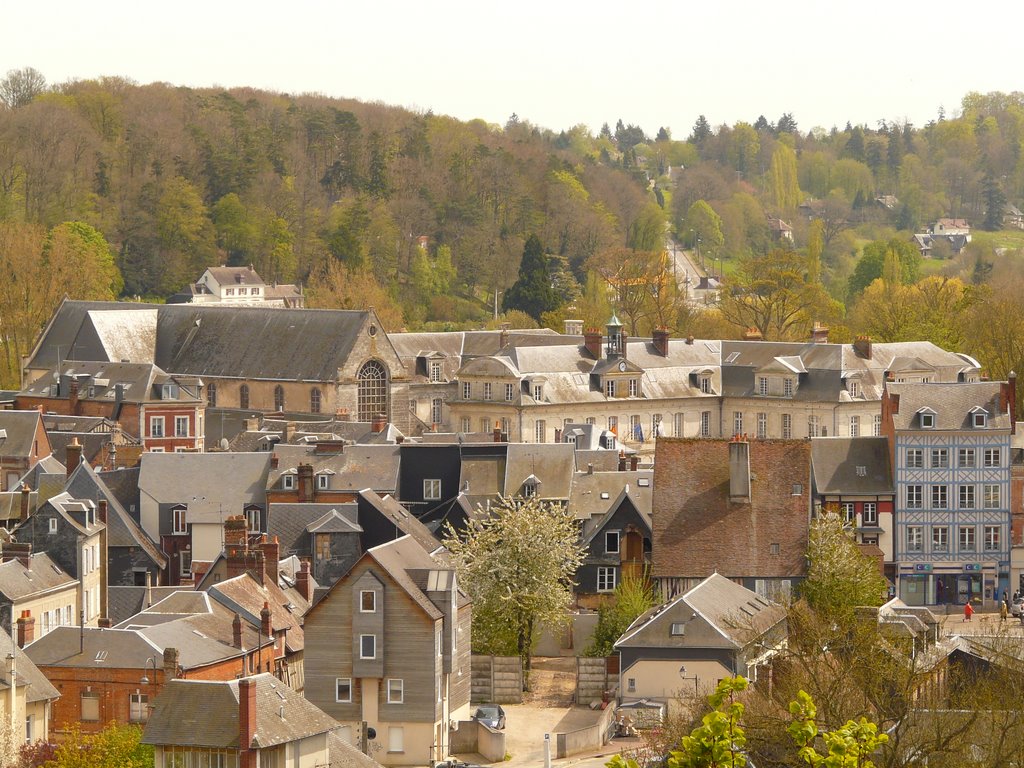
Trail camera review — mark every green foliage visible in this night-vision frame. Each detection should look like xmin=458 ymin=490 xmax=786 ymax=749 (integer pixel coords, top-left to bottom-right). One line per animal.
xmin=442 ymin=496 xmax=585 ymax=670
xmin=502 ymin=234 xmax=561 ymax=321
xmin=788 ymin=690 xmax=888 ymax=768
xmin=802 ymin=512 xmax=887 ymax=622
xmin=585 ymin=574 xmax=659 ymax=657
xmin=43 ymin=723 xmax=153 ymax=768
xmin=848 ymin=239 xmax=921 ymax=298
xmin=768 ymin=143 xmax=801 ymax=212
xmin=668 ymin=677 xmax=749 ymax=768
xmin=684 ymin=200 xmax=724 ymax=250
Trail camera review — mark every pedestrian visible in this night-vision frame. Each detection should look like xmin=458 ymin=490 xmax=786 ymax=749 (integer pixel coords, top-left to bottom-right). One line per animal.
xmin=1001 ymin=600 xmax=1008 ymax=622
xmin=1003 ymin=589 xmax=1009 ymax=606
xmin=964 ymin=602 xmax=974 ymax=622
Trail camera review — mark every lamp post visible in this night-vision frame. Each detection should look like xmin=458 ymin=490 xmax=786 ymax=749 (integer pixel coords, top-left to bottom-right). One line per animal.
xmin=678 ymin=665 xmax=699 ymax=697
xmin=140 ymin=656 xmax=159 ymax=685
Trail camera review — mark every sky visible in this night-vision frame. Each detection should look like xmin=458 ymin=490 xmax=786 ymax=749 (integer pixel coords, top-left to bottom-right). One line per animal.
xmin=6 ymin=1 xmax=1024 ymax=138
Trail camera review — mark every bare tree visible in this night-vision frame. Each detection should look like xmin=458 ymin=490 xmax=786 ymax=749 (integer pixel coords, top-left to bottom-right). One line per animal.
xmin=0 ymin=67 xmax=46 ymax=109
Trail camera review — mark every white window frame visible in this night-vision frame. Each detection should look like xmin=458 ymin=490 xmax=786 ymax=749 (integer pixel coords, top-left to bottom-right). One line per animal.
xmin=920 ymin=412 xmax=935 ymax=428
xmin=931 ymin=448 xmax=948 ymax=468
xmin=974 ymin=412 xmax=987 ymax=428
xmin=907 ymin=485 xmax=923 ymax=509
xmin=985 ymin=448 xmax=1001 ymax=468
xmin=534 ymin=383 xmax=544 ymax=400
xmin=360 ymin=634 xmax=376 ymax=659
xmin=387 ymin=678 xmax=404 ymax=704
xmin=534 ymin=420 xmax=546 ymax=443
xmin=172 ymin=506 xmax=188 ymax=535
xmin=282 ymin=474 xmax=295 ymax=490
xmin=48 ymin=518 xmax=58 ymax=534
xmin=483 ymin=383 xmax=492 ymax=401
xmin=907 ymin=526 xmax=923 ymax=552
xmin=699 ymin=376 xmax=712 ymax=394
xmin=505 ymin=383 xmax=515 ymax=402
xmin=174 ymin=415 xmax=189 ymax=438
xmin=757 ymin=377 xmax=768 ymax=396
xmin=597 ymin=566 xmax=617 ymax=592
xmin=932 ymin=484 xmax=948 ymax=509
xmin=873 ymin=414 xmax=881 ymax=436
xmin=316 ymin=473 xmax=329 ymax=490
xmin=129 ymin=692 xmax=149 ymax=722
xmin=150 ymin=416 xmax=164 ymax=438
xmin=700 ymin=411 xmax=711 ymax=437
xmin=733 ymin=411 xmax=743 ymax=436
xmin=984 ymin=484 xmax=1000 ymax=508
xmin=907 ymin=449 xmax=923 ymax=468
xmin=628 ymin=379 xmax=638 ymax=398
xmin=462 ymin=382 xmax=472 ymax=399
xmin=336 ymin=678 xmax=353 ymax=703
xmin=784 ymin=378 xmax=794 ymax=397
xmin=841 ymin=502 xmax=855 ymax=524
xmin=423 ymin=479 xmax=441 ymax=501
xmin=782 ymin=413 xmax=792 ymax=439
xmin=460 ymin=417 xmax=471 ymax=433
xmin=959 ymin=485 xmax=975 ymax=509
xmin=757 ymin=412 xmax=767 ymax=439
xmin=849 ymin=415 xmax=860 ymax=437
xmin=431 ymin=398 xmax=443 ymax=425
xmin=180 ymin=549 xmax=192 ymax=578
xmin=674 ymin=413 xmax=684 ymax=437
xmin=360 ymin=590 xmax=376 ymax=613
xmin=932 ymin=525 xmax=948 ymax=552
xmin=606 ymin=380 xmax=616 ymax=398
xmin=430 ymin=362 xmax=443 ymax=383
xmin=984 ymin=525 xmax=1000 ymax=552
xmin=245 ymin=506 xmax=261 ymax=533
xmin=958 ymin=448 xmax=976 ymax=468
xmin=807 ymin=415 xmax=820 ymax=438
xmin=605 ymin=530 xmax=620 ymax=554
xmin=959 ymin=525 xmax=976 ymax=552
xmin=862 ymin=502 xmax=877 ymax=525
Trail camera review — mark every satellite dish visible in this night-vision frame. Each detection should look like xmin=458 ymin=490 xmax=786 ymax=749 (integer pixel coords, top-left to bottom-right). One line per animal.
xmin=219 ymin=438 xmax=229 ymax=451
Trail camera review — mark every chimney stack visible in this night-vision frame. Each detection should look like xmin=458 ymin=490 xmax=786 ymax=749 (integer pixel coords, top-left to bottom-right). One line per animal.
xmin=66 ymin=438 xmax=83 ymax=478
xmin=233 ymin=612 xmax=243 ymax=648
xmin=742 ymin=327 xmax=763 ymax=341
xmin=260 ymin=601 xmax=272 ymax=639
xmin=16 ymin=611 xmax=34 ymax=648
xmin=260 ymin=536 xmax=280 ymax=586
xmin=296 ymin=560 xmax=312 ymax=602
xmin=854 ymin=335 xmax=873 ymax=360
xmin=1010 ymin=372 xmax=1017 ymax=435
xmin=163 ymin=647 xmax=179 ymax=680
xmin=69 ymin=379 xmax=80 ymax=414
xmin=284 ymin=422 xmax=297 ymax=443
xmin=97 ymin=500 xmax=108 ymax=525
xmin=810 ymin=322 xmax=829 ymax=344
xmin=297 ymin=464 xmax=314 ymax=502
xmin=371 ymin=414 xmax=387 ymax=434
xmin=270 ymin=454 xmax=279 ymax=469
xmin=145 ymin=570 xmax=153 ymax=608
xmin=652 ymin=328 xmax=670 ymax=357
xmin=618 ymin=452 xmax=627 ymax=472
xmin=499 ymin=325 xmax=509 ymax=349
xmin=239 ymin=677 xmax=258 ymax=768
xmin=630 ymin=456 xmax=639 ymax=471
xmin=728 ymin=437 xmax=752 ymax=502
xmin=493 ymin=422 xmax=502 ymax=443
xmin=2 ymin=542 xmax=31 ymax=570
xmin=19 ymin=483 xmax=30 ymax=522
xmin=224 ymin=515 xmax=248 ymax=549
xmin=583 ymin=330 xmax=602 ymax=359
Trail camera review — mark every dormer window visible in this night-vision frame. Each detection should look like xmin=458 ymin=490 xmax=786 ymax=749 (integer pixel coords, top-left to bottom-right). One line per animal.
xmin=522 ymin=475 xmax=540 ymax=498
xmin=918 ymin=409 xmax=936 ymax=429
xmin=699 ymin=376 xmax=712 ymax=394
xmin=430 ymin=362 xmax=443 ymax=383
xmin=245 ymin=506 xmax=261 ymax=533
xmin=628 ymin=379 xmax=638 ymax=398
xmin=316 ymin=473 xmax=329 ymax=490
xmin=848 ymin=380 xmax=860 ymax=398
xmin=161 ymin=383 xmax=179 ymax=400
xmin=971 ymin=407 xmax=988 ymax=428
xmin=533 ymin=383 xmax=543 ymax=401
xmin=757 ymin=377 xmax=768 ymax=396
xmin=282 ymin=474 xmax=295 ymax=490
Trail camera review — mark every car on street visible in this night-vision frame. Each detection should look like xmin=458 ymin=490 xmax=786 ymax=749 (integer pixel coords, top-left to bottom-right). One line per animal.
xmin=472 ymin=704 xmax=507 ymax=730
xmin=1011 ymin=596 xmax=1024 ymax=617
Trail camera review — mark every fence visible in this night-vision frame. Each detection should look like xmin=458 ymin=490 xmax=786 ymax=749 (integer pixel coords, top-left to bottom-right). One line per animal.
xmin=471 ymin=655 xmax=523 ymax=704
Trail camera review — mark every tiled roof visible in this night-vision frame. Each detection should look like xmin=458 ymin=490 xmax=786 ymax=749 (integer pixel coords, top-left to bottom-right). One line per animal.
xmin=0 ymin=411 xmax=44 ymax=459
xmin=810 ymin=437 xmax=893 ymax=496
xmin=208 ymin=572 xmax=305 ymax=653
xmin=0 ymin=552 xmax=75 ymax=601
xmin=888 ymin=381 xmax=1011 ymax=431
xmin=139 ymin=452 xmax=271 ymax=508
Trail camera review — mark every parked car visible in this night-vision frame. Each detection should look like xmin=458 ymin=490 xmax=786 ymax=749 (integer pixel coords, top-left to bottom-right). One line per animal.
xmin=1011 ymin=596 xmax=1024 ymax=617
xmin=472 ymin=704 xmax=506 ymax=730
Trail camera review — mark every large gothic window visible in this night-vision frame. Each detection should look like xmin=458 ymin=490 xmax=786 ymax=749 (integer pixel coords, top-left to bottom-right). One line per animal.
xmin=207 ymin=382 xmax=217 ymax=408
xmin=357 ymin=361 xmax=389 ymax=422
xmin=310 ymin=387 xmax=322 ymax=414
xmin=274 ymin=385 xmax=285 ymax=411
xmin=239 ymin=384 xmax=250 ymax=410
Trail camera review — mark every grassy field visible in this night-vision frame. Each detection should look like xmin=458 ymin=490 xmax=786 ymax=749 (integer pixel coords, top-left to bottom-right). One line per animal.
xmin=972 ymin=230 xmax=1024 ymax=251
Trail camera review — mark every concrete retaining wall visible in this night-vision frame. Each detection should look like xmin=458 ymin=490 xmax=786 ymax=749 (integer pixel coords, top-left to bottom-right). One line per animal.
xmin=576 ymin=657 xmax=613 ymax=703
xmin=449 ymin=721 xmax=506 ymax=763
xmin=471 ymin=655 xmax=523 ymax=704
xmin=555 ymin=705 xmax=616 ymax=759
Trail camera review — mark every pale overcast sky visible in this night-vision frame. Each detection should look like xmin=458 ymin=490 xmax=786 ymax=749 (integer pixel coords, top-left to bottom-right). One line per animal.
xmin=6 ymin=1 xmax=1023 ymax=137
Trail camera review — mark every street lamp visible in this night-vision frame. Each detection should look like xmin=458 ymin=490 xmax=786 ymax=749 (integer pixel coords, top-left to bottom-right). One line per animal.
xmin=678 ymin=665 xmax=699 ymax=697
xmin=140 ymin=656 xmax=159 ymax=685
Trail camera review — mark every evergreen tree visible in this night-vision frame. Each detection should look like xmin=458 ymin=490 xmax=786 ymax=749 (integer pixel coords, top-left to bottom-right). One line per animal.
xmin=502 ymin=234 xmax=560 ymax=321
xmin=690 ymin=115 xmax=711 ymax=146
xmin=656 ymin=126 xmax=671 ymax=142
xmin=982 ymin=173 xmax=1007 ymax=231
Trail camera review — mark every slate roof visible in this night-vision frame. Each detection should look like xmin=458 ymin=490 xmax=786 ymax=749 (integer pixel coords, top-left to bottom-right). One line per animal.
xmin=143 ymin=674 xmax=339 ymax=749
xmin=108 ymin=586 xmax=182 ymax=625
xmin=357 ymin=490 xmax=441 ymax=554
xmin=205 ymin=266 xmax=266 ymax=287
xmin=0 ymin=626 xmax=58 ymax=704
xmin=139 ymin=452 xmax=272 ymax=509
xmin=268 ymin=503 xmax=358 ymax=558
xmin=568 ymin=470 xmax=653 ymax=522
xmin=503 ymin=444 xmax=576 ymax=499
xmin=617 ymin=573 xmax=786 ymax=650
xmin=0 ymin=552 xmax=75 ymax=601
xmin=267 ymin=444 xmax=400 ymax=492
xmin=26 ymin=626 xmax=163 ymax=669
xmin=22 ymin=361 xmax=200 ymax=405
xmin=888 ymin=381 xmax=1011 ymax=431
xmin=96 ymin=466 xmax=141 ymax=519
xmin=580 ymin=487 xmax=652 ymax=543
xmin=810 ymin=437 xmax=893 ymax=496
xmin=0 ymin=411 xmax=44 ymax=459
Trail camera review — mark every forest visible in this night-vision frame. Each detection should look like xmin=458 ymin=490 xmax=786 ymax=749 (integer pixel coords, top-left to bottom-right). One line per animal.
xmin=2 ymin=66 xmax=1024 ymax=387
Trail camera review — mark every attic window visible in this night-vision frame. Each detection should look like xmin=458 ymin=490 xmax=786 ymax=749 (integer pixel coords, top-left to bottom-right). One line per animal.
xmin=600 ymin=492 xmax=610 ymax=500
xmin=282 ymin=475 xmax=295 ymax=490
xmin=670 ymin=623 xmax=686 ymax=636
xmin=973 ymin=411 xmax=988 ymax=428
xmin=856 ymin=466 xmax=867 ymax=477
xmin=94 ymin=650 xmax=108 ymax=662
xmin=638 ymin=478 xmax=650 ymax=487
xmin=919 ymin=411 xmax=935 ymax=429
xmin=770 ymin=543 xmax=780 ymax=555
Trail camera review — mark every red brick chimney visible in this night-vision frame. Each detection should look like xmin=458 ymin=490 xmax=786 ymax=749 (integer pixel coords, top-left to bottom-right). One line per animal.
xmin=68 ymin=379 xmax=80 ymax=415
xmin=260 ymin=536 xmax=280 ymax=586
xmin=233 ymin=612 xmax=243 ymax=649
xmin=652 ymin=328 xmax=670 ymax=357
xmin=97 ymin=500 xmax=107 ymax=524
xmin=742 ymin=327 xmax=763 ymax=341
xmin=493 ymin=423 xmax=502 ymax=443
xmin=20 ymin=483 xmax=30 ymax=522
xmin=297 ymin=464 xmax=314 ymax=502
xmin=270 ymin=454 xmax=279 ymax=469
xmin=260 ymin=601 xmax=272 ymax=639
xmin=66 ymin=438 xmax=83 ymax=478
xmin=16 ymin=610 xmax=34 ymax=648
xmin=618 ymin=452 xmax=627 ymax=472
xmin=2 ymin=542 xmax=31 ymax=570
xmin=296 ymin=560 xmax=312 ymax=601
xmin=225 ymin=515 xmax=248 ymax=549
xmin=630 ymin=456 xmax=639 ymax=471
xmin=163 ymin=647 xmax=179 ymax=680
xmin=854 ymin=335 xmax=873 ymax=360
xmin=239 ymin=677 xmax=258 ymax=768
xmin=583 ymin=330 xmax=602 ymax=359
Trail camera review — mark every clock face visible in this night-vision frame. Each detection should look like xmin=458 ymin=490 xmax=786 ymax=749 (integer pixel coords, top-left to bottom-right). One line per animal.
xmin=618 ymin=360 xmax=627 ymax=372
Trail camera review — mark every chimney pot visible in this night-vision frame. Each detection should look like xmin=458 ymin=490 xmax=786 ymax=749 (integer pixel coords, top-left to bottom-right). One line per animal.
xmin=16 ymin=611 xmax=34 ymax=648
xmin=66 ymin=438 xmax=83 ymax=479
xmin=296 ymin=560 xmax=312 ymax=601
xmin=260 ymin=601 xmax=272 ymax=639
xmin=163 ymin=647 xmax=179 ymax=680
xmin=19 ymin=483 xmax=30 ymax=522
xmin=652 ymin=328 xmax=670 ymax=357
xmin=233 ymin=612 xmax=243 ymax=649
xmin=239 ymin=677 xmax=258 ymax=760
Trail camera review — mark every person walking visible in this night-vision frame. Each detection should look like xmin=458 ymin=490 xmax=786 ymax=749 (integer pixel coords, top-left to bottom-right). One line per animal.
xmin=964 ymin=602 xmax=974 ymax=622
xmin=1000 ymin=600 xmax=1008 ymax=622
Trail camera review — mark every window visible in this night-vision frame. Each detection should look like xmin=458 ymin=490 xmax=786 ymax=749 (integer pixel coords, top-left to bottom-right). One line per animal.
xmin=360 ymin=590 xmax=376 ymax=612
xmin=48 ymin=517 xmax=57 ymax=534
xmin=387 ymin=679 xmax=404 ymax=704
xmin=849 ymin=415 xmax=860 ymax=437
xmin=225 ymin=287 xmax=235 ymax=296
xmin=807 ymin=415 xmax=820 ymax=438
xmin=873 ymin=414 xmax=882 ymax=436
xmin=431 ymin=398 xmax=443 ymax=426
xmin=81 ymin=692 xmax=100 ymax=721
xmin=281 ymin=474 xmax=295 ymax=490
xmin=784 ymin=378 xmax=794 ymax=398
xmin=959 ymin=526 xmax=976 ymax=552
xmin=483 ymin=382 xmax=492 ymax=401
xmin=985 ymin=448 xmax=1002 ymax=467
xmin=782 ymin=413 xmax=792 ymax=439
xmin=336 ymin=678 xmax=352 ymax=703
xmin=315 ymin=533 xmax=330 ymax=560
xmin=25 ymin=713 xmax=33 ymax=743
xmin=699 ymin=376 xmax=712 ymax=394
xmin=274 ymin=385 xmax=285 ymax=411
xmin=733 ymin=411 xmax=743 ymax=436
xmin=207 ymin=382 xmax=217 ymax=407
xmin=757 ymin=377 xmax=768 ymax=396
xmin=959 ymin=485 xmax=975 ymax=509
xmin=985 ymin=525 xmax=1001 ymax=552
xmin=862 ymin=502 xmax=877 ymax=525
xmin=460 ymin=417 xmax=471 ymax=433
xmin=605 ymin=380 xmax=616 ymax=398
xmin=757 ymin=413 xmax=767 ymax=439
xmin=388 ymin=726 xmax=404 ymax=753
xmin=239 ymin=384 xmax=250 ymax=409
xmin=245 ymin=507 xmax=261 ymax=533
xmin=958 ymin=448 xmax=975 ymax=468
xmin=630 ymin=414 xmax=641 ymax=441
xmin=973 ymin=412 xmax=987 ymax=428
xmin=907 ymin=449 xmax=923 ymax=468
xmin=907 ymin=485 xmax=923 ymax=508
xmin=931 ymin=448 xmax=948 ymax=468
xmin=628 ymin=379 xmax=638 ymax=398
xmin=129 ymin=692 xmax=149 ymax=722
xmin=848 ymin=380 xmax=860 ymax=398
xmin=535 ymin=420 xmax=546 ymax=443
xmin=360 ymin=634 xmax=376 ymax=659
xmin=700 ymin=411 xmax=711 ymax=437
xmin=423 ymin=479 xmax=441 ymax=500
xmin=841 ymin=503 xmax=855 ymax=524
xmin=907 ymin=526 xmax=923 ymax=552
xmin=175 ymin=416 xmax=189 ymax=438
xmin=627 ymin=678 xmax=636 ymax=692
xmin=674 ymin=413 xmax=685 ymax=437
xmin=931 ymin=485 xmax=948 ymax=509
xmin=984 ymin=484 xmax=1001 ymax=508
xmin=606 ymin=531 xmax=620 ymax=554
xmin=501 ymin=417 xmax=511 ymax=435
xmin=316 ymin=473 xmax=329 ymax=490
xmin=357 ymin=361 xmax=389 ymax=421
xmin=480 ymin=417 xmax=491 ymax=433
xmin=932 ymin=526 xmax=949 ymax=552
xmin=651 ymin=414 xmax=662 ymax=438
xmin=180 ymin=550 xmax=192 ymax=577
xmin=172 ymin=506 xmax=187 ymax=535
xmin=150 ymin=416 xmax=164 ymax=438
xmin=462 ymin=382 xmax=472 ymax=399
xmin=310 ymin=388 xmax=322 ymax=414
xmin=534 ymin=383 xmax=545 ymax=400
xmin=505 ymin=383 xmax=515 ymax=401
xmin=920 ymin=412 xmax=935 ymax=428
xmin=597 ymin=566 xmax=617 ymax=592
xmin=430 ymin=362 xmax=443 ymax=383
xmin=670 ymin=623 xmax=686 ymax=636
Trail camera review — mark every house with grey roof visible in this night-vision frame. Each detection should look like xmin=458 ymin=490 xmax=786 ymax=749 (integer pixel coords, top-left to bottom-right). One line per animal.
xmin=167 ymin=265 xmax=305 ymax=308
xmin=576 ymin=487 xmax=652 ymax=608
xmin=0 ymin=625 xmax=59 ymax=745
xmin=143 ymin=674 xmax=372 ymax=768
xmin=614 ymin=573 xmax=787 ymax=707
xmin=810 ymin=436 xmax=895 ymax=576
xmin=0 ymin=410 xmax=51 ymax=492
xmin=304 ymin=535 xmax=471 ymax=765
xmin=0 ymin=548 xmax=77 ymax=638
xmin=882 ymin=379 xmax=1016 ymax=608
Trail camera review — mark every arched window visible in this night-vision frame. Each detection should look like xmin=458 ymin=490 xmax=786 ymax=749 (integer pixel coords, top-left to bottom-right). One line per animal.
xmin=274 ymin=385 xmax=285 ymax=412
xmin=239 ymin=384 xmax=250 ymax=410
xmin=310 ymin=387 xmax=322 ymax=414
xmin=357 ymin=361 xmax=389 ymax=422
xmin=207 ymin=382 xmax=217 ymax=408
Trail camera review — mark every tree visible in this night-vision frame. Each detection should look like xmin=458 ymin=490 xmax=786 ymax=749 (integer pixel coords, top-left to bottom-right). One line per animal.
xmin=684 ymin=200 xmax=725 ymax=253
xmin=502 ymin=234 xmax=560 ymax=321
xmin=767 ymin=143 xmax=800 ymax=212
xmin=690 ymin=115 xmax=712 ymax=146
xmin=442 ymin=496 xmax=585 ymax=681
xmin=788 ymin=690 xmax=888 ymax=768
xmin=305 ymin=260 xmax=405 ymax=331
xmin=982 ymin=172 xmax=1007 ymax=231
xmin=801 ymin=511 xmax=887 ymax=623
xmin=35 ymin=723 xmax=152 ymax=768
xmin=668 ymin=677 xmax=749 ymax=768
xmin=0 ymin=67 xmax=46 ymax=109
xmin=847 ymin=239 xmax=921 ymax=298
xmin=585 ymin=574 xmax=658 ymax=657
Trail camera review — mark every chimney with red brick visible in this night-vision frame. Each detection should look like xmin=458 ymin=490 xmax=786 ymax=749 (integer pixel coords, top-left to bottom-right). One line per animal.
xmin=260 ymin=536 xmax=280 ymax=586
xmin=854 ymin=335 xmax=873 ymax=360
xmin=297 ymin=464 xmax=314 ymax=502
xmin=371 ymin=414 xmax=387 ymax=434
xmin=239 ymin=677 xmax=258 ymax=768
xmin=296 ymin=560 xmax=312 ymax=601
xmin=652 ymin=328 xmax=670 ymax=357
xmin=2 ymin=542 xmax=31 ymax=570
xmin=260 ymin=601 xmax=272 ymax=639
xmin=224 ymin=515 xmax=248 ymax=550
xmin=583 ymin=330 xmax=602 ymax=359
xmin=233 ymin=613 xmax=243 ymax=649
xmin=19 ymin=483 xmax=30 ymax=522
xmin=65 ymin=438 xmax=82 ymax=478
xmin=69 ymin=380 xmax=80 ymax=415
xmin=809 ymin=323 xmax=829 ymax=344
xmin=16 ymin=611 xmax=34 ymax=648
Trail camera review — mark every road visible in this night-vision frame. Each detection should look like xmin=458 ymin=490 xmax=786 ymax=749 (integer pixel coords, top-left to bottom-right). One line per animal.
xmin=666 ymin=236 xmax=718 ymax=306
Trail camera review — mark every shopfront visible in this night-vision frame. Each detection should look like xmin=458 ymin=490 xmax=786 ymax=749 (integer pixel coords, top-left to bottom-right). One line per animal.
xmin=898 ymin=563 xmax=1001 ymax=607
